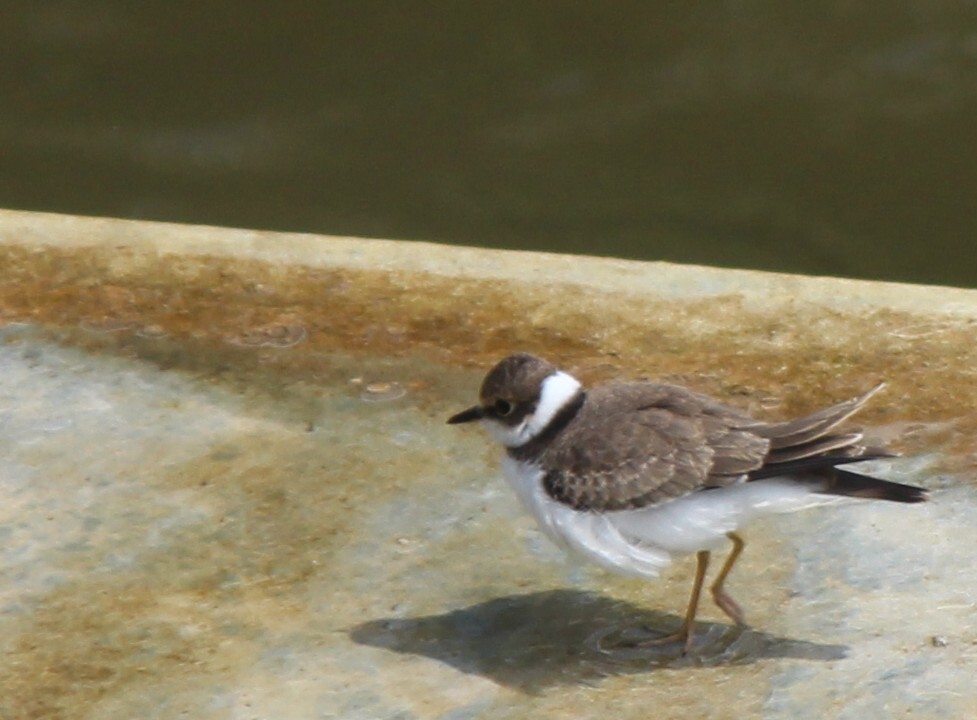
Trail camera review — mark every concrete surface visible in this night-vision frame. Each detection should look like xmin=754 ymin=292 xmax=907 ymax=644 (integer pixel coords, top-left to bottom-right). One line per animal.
xmin=0 ymin=209 xmax=975 ymax=719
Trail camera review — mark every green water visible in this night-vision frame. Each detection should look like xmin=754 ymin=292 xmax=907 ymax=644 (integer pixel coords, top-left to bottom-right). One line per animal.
xmin=2 ymin=3 xmax=976 ymax=286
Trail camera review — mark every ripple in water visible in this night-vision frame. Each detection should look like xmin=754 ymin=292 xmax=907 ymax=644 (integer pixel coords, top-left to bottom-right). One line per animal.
xmin=585 ymin=622 xmax=763 ymax=668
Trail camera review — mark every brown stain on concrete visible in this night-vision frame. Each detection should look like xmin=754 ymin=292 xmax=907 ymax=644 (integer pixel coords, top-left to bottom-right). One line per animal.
xmin=0 ymin=416 xmax=451 ymax=718
xmin=1 ymin=243 xmax=973 ymax=463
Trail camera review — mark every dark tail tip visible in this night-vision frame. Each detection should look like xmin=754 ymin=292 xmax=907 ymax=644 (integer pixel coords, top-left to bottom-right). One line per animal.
xmin=831 ymin=467 xmax=929 ymax=503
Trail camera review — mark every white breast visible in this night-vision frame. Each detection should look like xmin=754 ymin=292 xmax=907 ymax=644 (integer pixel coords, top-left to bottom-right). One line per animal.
xmin=501 ymin=455 xmax=673 ymax=578
xmin=500 ymin=455 xmax=841 ymax=579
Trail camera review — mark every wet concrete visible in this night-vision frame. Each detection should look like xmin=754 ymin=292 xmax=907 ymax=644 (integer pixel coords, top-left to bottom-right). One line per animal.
xmin=0 ymin=210 xmax=975 ymax=719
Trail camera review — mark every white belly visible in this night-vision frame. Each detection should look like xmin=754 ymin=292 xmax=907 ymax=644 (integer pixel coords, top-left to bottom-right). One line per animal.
xmin=500 ymin=455 xmax=840 ymax=580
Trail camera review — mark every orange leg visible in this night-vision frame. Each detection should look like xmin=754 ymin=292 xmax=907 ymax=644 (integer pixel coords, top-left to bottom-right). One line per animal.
xmin=710 ymin=532 xmax=747 ymax=626
xmin=639 ymin=549 xmax=710 ymax=653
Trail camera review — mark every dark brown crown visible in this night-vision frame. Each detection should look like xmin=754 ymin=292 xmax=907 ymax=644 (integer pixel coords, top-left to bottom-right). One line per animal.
xmin=479 ymin=353 xmax=558 ymax=406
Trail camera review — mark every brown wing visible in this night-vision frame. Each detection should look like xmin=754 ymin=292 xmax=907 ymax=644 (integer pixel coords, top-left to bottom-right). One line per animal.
xmin=534 ymin=383 xmax=770 ymax=511
xmin=534 ymin=382 xmax=884 ymax=512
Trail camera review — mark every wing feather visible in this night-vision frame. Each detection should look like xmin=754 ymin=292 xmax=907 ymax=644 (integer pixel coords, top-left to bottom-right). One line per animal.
xmin=533 ymin=383 xmax=765 ymax=511
xmin=521 ymin=381 xmax=885 ymax=513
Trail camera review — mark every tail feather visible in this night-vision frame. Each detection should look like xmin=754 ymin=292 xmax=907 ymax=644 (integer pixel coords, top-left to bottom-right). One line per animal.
xmin=749 ymin=384 xmax=884 ymax=450
xmin=750 ymin=453 xmax=927 ymax=503
xmin=749 ymin=451 xmax=895 ymax=480
xmin=742 ymin=383 xmax=927 ymax=504
xmin=827 ymin=466 xmax=929 ymax=503
xmin=765 ymin=432 xmax=865 ymax=465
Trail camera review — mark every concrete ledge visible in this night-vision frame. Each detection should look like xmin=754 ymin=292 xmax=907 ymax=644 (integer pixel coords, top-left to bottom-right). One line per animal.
xmin=1 ymin=208 xmax=974 ymax=445
xmin=0 ymin=209 xmax=973 ymax=719
xmin=3 ymin=208 xmax=975 ymax=316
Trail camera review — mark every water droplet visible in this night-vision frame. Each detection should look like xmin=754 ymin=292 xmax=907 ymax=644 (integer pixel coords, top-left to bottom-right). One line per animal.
xmin=360 ymin=381 xmax=406 ymax=402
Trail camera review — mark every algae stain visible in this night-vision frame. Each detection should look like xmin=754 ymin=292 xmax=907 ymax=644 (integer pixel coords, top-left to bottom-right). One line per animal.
xmin=0 ymin=335 xmax=470 ymax=718
xmin=0 ymin=448 xmax=284 ymax=716
xmin=1 ymin=243 xmax=974 ymax=461
xmin=0 ymin=243 xmax=971 ymax=718
xmin=0 ymin=422 xmax=429 ymax=717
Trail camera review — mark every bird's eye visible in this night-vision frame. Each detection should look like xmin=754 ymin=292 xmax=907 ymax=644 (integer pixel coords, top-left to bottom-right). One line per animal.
xmin=494 ymin=399 xmax=514 ymax=417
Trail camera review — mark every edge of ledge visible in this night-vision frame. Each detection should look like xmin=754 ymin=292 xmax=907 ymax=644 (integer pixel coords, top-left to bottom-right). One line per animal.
xmin=1 ymin=208 xmax=974 ymax=318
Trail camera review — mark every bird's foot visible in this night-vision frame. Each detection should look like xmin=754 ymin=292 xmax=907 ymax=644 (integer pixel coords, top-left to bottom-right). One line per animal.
xmin=711 ymin=588 xmax=747 ymax=627
xmin=632 ymin=624 xmax=696 ymax=654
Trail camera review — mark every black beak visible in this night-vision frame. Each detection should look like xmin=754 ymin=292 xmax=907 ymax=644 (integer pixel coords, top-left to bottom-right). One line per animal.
xmin=447 ymin=406 xmax=484 ymax=424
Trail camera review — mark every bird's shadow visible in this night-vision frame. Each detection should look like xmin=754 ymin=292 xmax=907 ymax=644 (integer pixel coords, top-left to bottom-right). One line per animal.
xmin=349 ymin=589 xmax=847 ymax=693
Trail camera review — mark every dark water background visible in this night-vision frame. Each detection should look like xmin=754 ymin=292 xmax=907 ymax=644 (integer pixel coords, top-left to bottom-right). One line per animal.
xmin=3 ymin=2 xmax=976 ymax=287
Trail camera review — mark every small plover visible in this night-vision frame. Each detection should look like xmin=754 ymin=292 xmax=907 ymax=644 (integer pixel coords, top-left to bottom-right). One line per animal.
xmin=448 ymin=353 xmax=927 ymax=650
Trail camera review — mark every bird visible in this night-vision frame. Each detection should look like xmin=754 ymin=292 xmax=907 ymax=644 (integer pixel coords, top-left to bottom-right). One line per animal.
xmin=447 ymin=352 xmax=928 ymax=651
